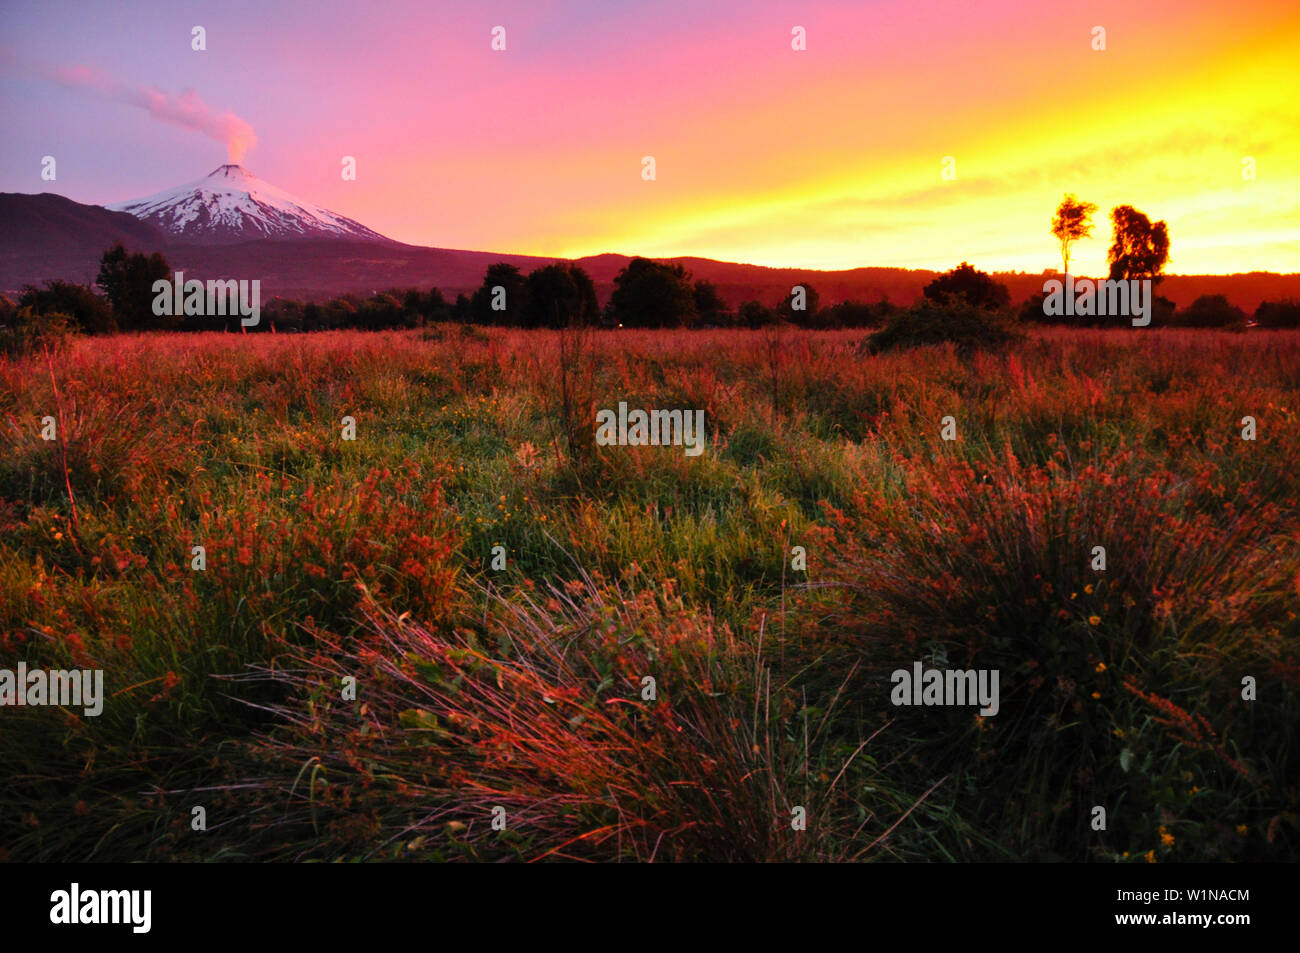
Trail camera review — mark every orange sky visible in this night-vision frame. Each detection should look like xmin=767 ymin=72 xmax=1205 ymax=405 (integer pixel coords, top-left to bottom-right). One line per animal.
xmin=5 ymin=0 xmax=1298 ymax=273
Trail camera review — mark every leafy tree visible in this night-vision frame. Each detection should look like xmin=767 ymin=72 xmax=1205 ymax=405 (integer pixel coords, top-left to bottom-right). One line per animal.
xmin=263 ymin=297 xmax=305 ymax=332
xmin=738 ymin=299 xmax=777 ymax=329
xmin=470 ymin=263 xmax=528 ymax=325
xmin=402 ymin=288 xmax=425 ymax=321
xmin=1254 ymin=298 xmax=1300 ymax=328
xmin=692 ymin=280 xmax=727 ymax=326
xmin=301 ymin=302 xmax=324 ymax=331
xmin=1018 ymin=290 xmax=1053 ymax=325
xmin=1178 ymin=294 xmax=1245 ymax=329
xmin=777 ymin=283 xmax=820 ymax=326
xmin=1152 ymin=295 xmax=1178 ymax=325
xmin=423 ymin=287 xmax=452 ymax=323
xmin=325 ymin=297 xmax=358 ymax=330
xmin=523 ymin=264 xmax=599 ymax=328
xmin=96 ymin=242 xmax=174 ymax=330
xmin=1107 ymin=206 xmax=1169 ymax=282
xmin=18 ymin=280 xmax=115 ymax=333
xmin=452 ymin=293 xmax=472 ymax=323
xmin=358 ymin=293 xmax=407 ymax=330
xmin=1051 ymin=194 xmax=1098 ymax=275
xmin=922 ymin=262 xmax=1010 ymax=311
xmin=607 ymin=258 xmax=697 ymax=328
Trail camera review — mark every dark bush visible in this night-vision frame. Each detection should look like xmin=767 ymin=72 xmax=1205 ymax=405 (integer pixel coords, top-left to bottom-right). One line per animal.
xmin=1254 ymin=298 xmax=1300 ymax=329
xmin=863 ymin=296 xmax=1023 ymax=355
xmin=0 ymin=306 xmax=76 ymax=358
xmin=923 ymin=262 xmax=1011 ymax=311
xmin=1178 ymin=294 xmax=1246 ymax=329
xmin=19 ymin=281 xmax=115 ymax=334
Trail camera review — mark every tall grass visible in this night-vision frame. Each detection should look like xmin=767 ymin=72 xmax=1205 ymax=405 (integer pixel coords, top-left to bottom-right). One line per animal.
xmin=0 ymin=326 xmax=1295 ymax=861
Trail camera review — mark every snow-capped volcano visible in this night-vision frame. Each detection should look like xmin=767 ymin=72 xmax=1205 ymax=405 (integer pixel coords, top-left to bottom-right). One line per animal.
xmin=105 ymin=164 xmax=391 ymax=244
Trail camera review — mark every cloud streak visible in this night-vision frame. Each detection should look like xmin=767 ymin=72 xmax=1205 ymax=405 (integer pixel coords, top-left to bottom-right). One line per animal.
xmin=44 ymin=62 xmax=256 ymax=163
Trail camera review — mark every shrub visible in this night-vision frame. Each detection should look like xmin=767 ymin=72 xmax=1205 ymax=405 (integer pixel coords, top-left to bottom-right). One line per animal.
xmin=804 ymin=444 xmax=1297 ymax=859
xmin=863 ymin=296 xmax=1022 ymax=354
xmin=19 ymin=281 xmax=115 ymax=334
xmin=1018 ymin=290 xmax=1051 ymax=324
xmin=1178 ymin=294 xmax=1246 ymax=329
xmin=1020 ymin=288 xmax=1177 ymax=328
xmin=0 ymin=307 xmax=76 ymax=358
xmin=1254 ymin=298 xmax=1300 ymax=329
xmin=817 ymin=299 xmax=894 ymax=329
xmin=738 ymin=299 xmax=779 ymax=328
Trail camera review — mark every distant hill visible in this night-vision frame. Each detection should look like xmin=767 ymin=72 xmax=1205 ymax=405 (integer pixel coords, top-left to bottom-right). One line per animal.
xmin=0 ymin=192 xmax=169 ymax=291
xmin=3 ymin=191 xmax=1297 ymax=313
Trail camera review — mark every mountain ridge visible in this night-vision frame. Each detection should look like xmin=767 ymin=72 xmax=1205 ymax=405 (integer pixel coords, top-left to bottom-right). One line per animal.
xmin=2 ymin=190 xmax=1298 ymax=313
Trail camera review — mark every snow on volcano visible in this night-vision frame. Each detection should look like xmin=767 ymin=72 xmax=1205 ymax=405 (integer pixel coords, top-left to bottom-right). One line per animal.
xmin=105 ymin=164 xmax=392 ymax=244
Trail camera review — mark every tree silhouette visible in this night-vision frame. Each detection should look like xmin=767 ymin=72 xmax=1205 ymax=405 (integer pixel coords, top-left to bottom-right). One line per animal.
xmin=692 ymin=280 xmax=727 ymax=325
xmin=96 ymin=243 xmax=174 ymax=330
xmin=470 ymin=263 xmax=529 ymax=325
xmin=19 ymin=280 xmax=115 ymax=333
xmin=1107 ymin=206 xmax=1169 ymax=282
xmin=738 ymin=300 xmax=777 ymax=329
xmin=1254 ymin=299 xmax=1300 ymax=328
xmin=1179 ymin=294 xmax=1244 ymax=328
xmin=607 ymin=258 xmax=697 ymax=328
xmin=1051 ymin=194 xmax=1098 ymax=276
xmin=777 ymin=283 xmax=820 ymax=326
xmin=523 ymin=264 xmax=599 ymax=328
xmin=922 ymin=262 xmax=1010 ymax=311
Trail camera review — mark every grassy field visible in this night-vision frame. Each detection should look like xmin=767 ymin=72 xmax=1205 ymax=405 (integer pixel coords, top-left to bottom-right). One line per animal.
xmin=1 ymin=325 xmax=1297 ymax=862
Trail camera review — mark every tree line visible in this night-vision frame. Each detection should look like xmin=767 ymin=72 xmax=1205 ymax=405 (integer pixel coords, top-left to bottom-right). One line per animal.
xmin=0 ymin=243 xmax=903 ymax=335
xmin=3 ymin=226 xmax=1299 ymax=347
xmin=1040 ymin=196 xmax=1300 ymax=328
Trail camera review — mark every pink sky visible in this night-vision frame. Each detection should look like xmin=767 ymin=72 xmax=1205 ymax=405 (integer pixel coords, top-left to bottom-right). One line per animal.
xmin=2 ymin=0 xmax=1297 ymax=273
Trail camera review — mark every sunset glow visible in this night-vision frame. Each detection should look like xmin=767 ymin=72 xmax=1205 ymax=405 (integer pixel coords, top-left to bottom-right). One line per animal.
xmin=2 ymin=0 xmax=1297 ymax=273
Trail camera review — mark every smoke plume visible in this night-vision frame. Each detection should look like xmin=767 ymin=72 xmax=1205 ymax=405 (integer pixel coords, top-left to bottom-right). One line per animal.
xmin=46 ymin=63 xmax=257 ymax=163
